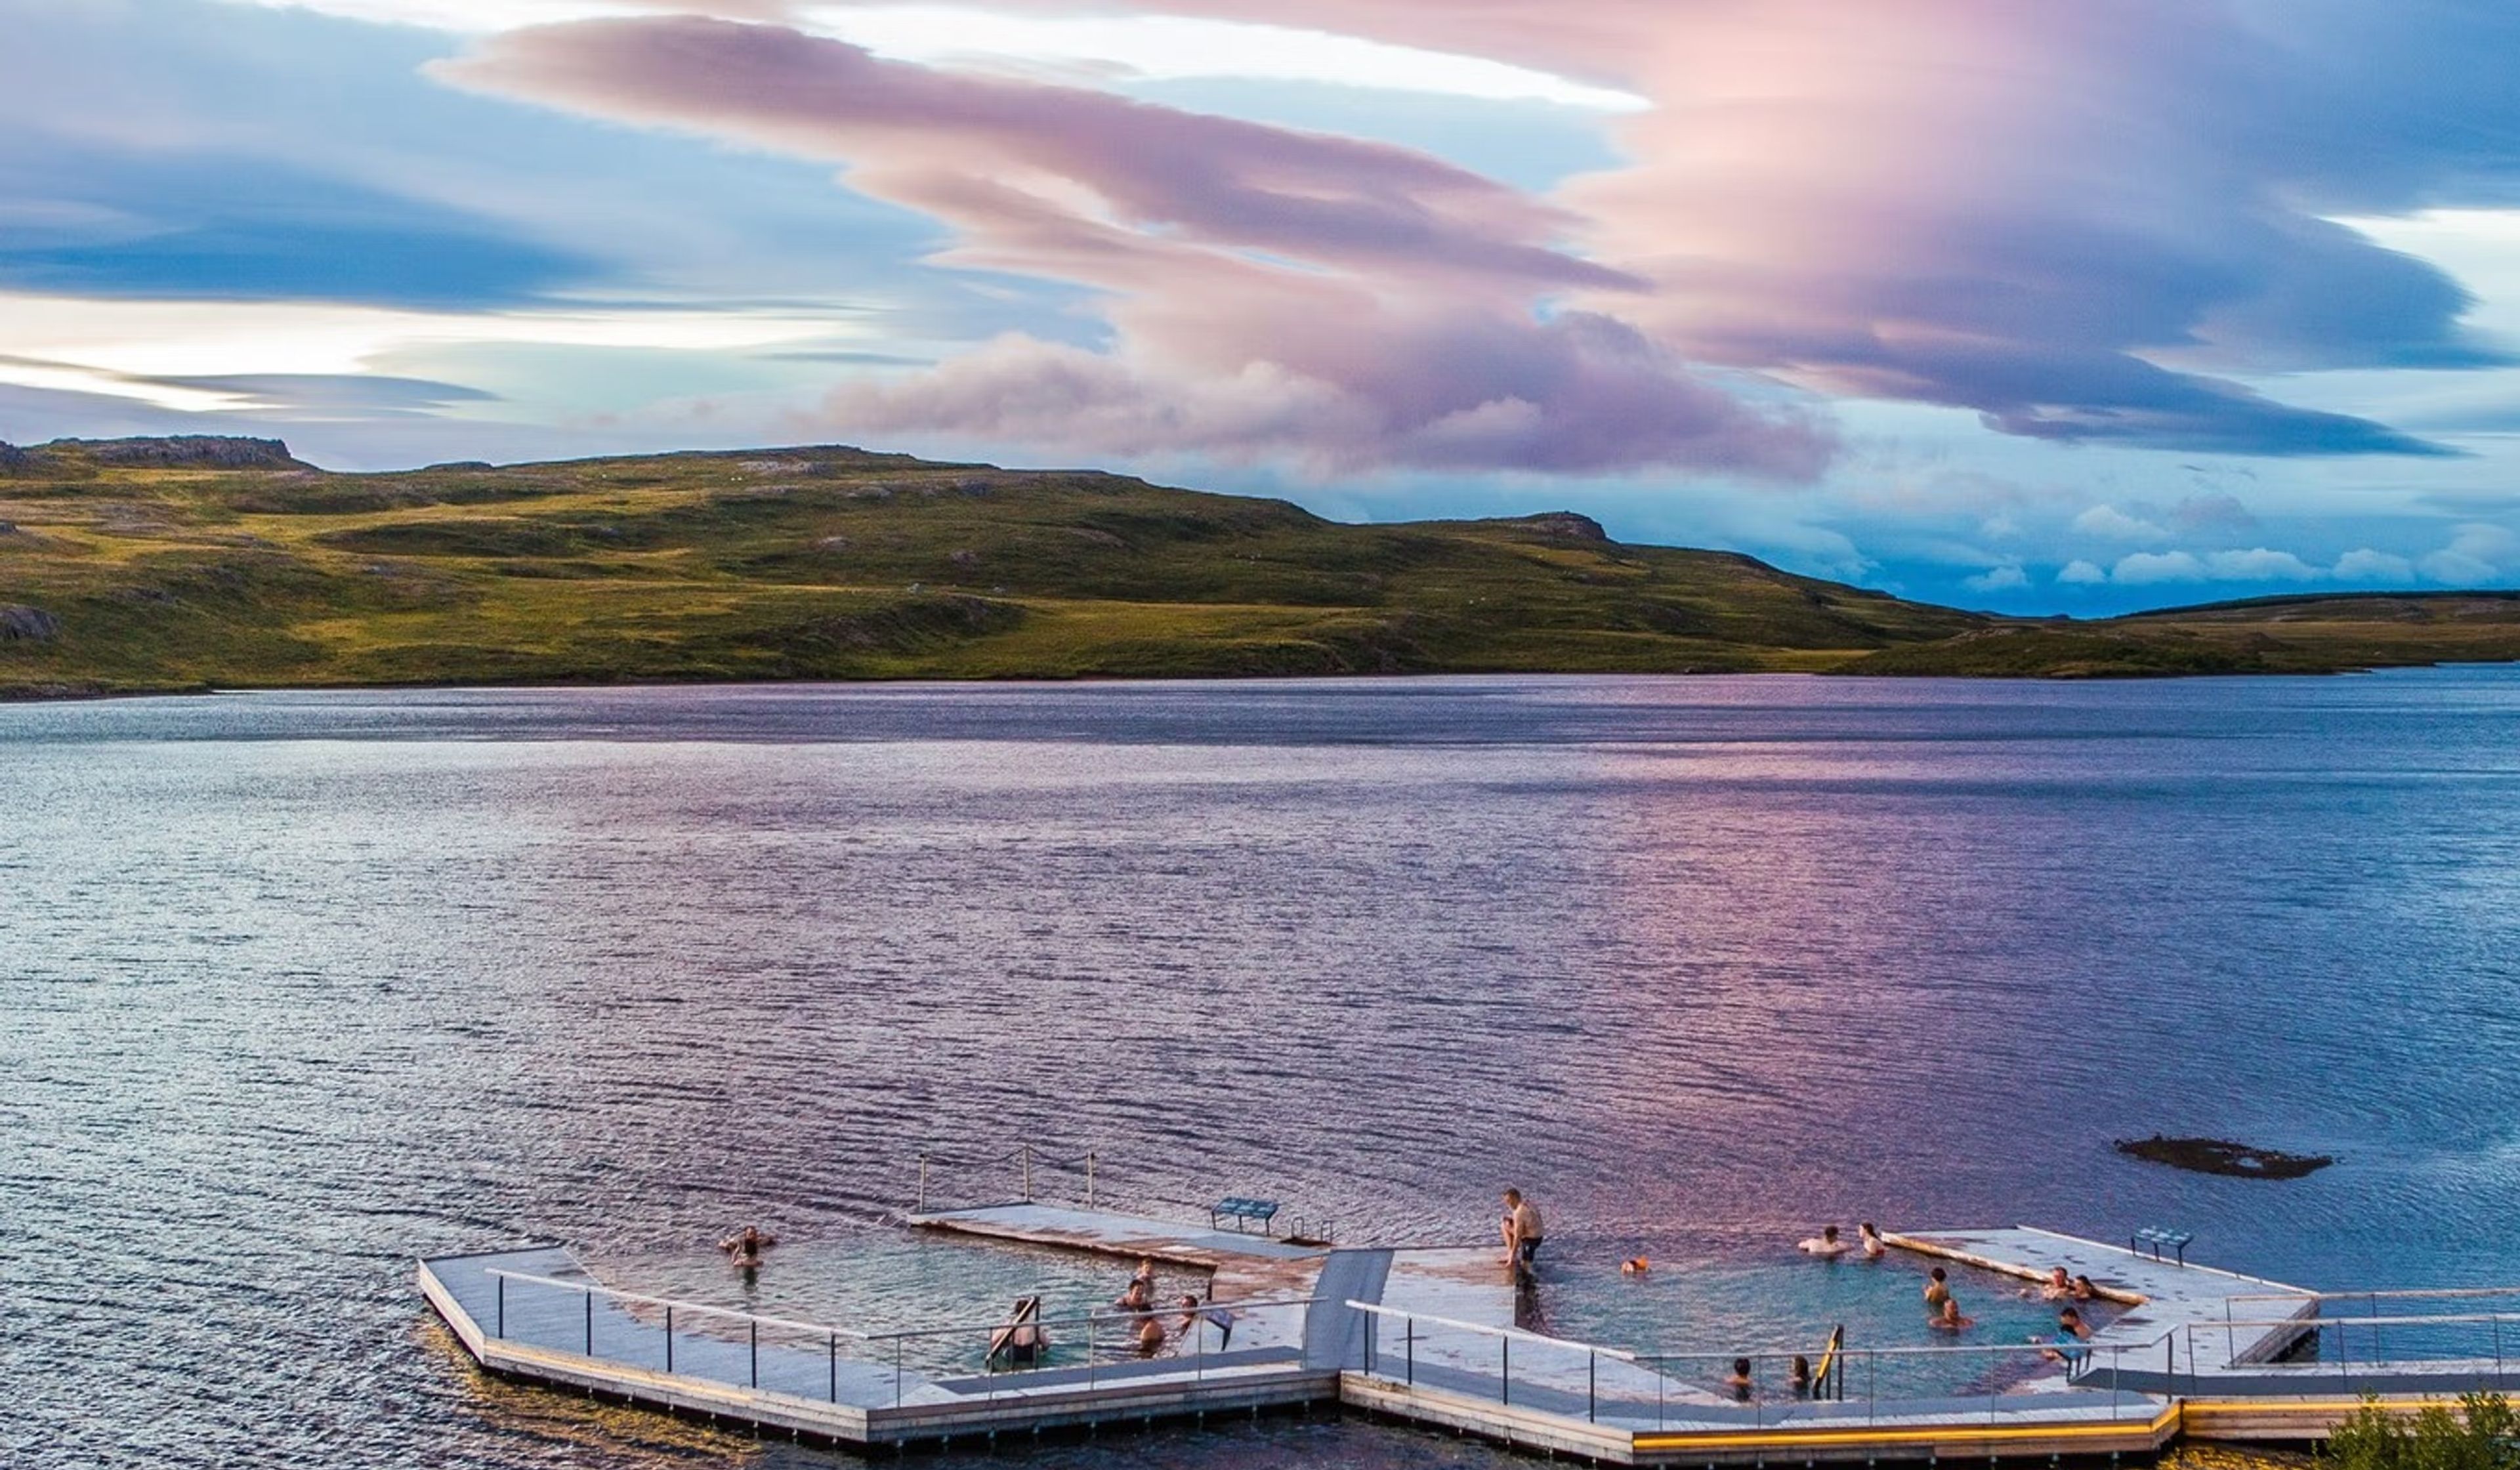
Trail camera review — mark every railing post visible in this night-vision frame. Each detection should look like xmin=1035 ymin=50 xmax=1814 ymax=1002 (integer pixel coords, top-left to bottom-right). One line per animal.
xmin=665 ymin=1307 xmax=674 ymax=1374
xmin=1501 ymin=1334 xmax=1510 ymax=1406
xmin=585 ymin=1288 xmax=593 ymax=1356
xmin=495 ymin=1274 xmax=505 ymax=1339
xmin=1406 ymin=1316 xmax=1415 ymax=1387
xmin=1588 ymin=1350 xmax=1597 ymax=1422
xmin=1087 ymin=1150 xmax=1097 ymax=1210
xmin=1088 ymin=1312 xmax=1097 ymax=1389
xmin=917 ymin=1152 xmax=929 ymax=1213
xmin=750 ymin=1318 xmax=759 ymax=1389
xmin=830 ymin=1332 xmax=838 ymax=1403
xmin=1022 ymin=1143 xmax=1033 ymax=1202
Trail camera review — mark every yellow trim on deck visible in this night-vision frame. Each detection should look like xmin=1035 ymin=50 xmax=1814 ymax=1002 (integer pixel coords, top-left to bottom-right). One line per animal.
xmin=1633 ymin=1404 xmax=2180 ymax=1452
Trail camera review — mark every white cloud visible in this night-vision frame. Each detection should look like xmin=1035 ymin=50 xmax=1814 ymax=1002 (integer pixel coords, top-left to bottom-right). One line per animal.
xmin=219 ymin=1 xmax=1648 ymax=110
xmin=2420 ymin=523 xmax=2520 ymax=583
xmin=2202 ymin=547 xmax=2322 ymax=581
xmin=2334 ymin=547 xmax=2416 ymax=581
xmin=2057 ymin=558 xmax=2109 ymax=585
xmin=0 ymin=291 xmax=849 ymax=413
xmin=1965 ymin=564 xmax=2030 ymax=591
xmin=2109 ymin=550 xmax=2208 ymax=584
xmin=2072 ymin=503 xmax=2172 ymax=543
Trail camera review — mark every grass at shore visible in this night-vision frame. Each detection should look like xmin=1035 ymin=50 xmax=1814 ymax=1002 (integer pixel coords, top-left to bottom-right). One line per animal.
xmin=5 ymin=437 xmax=2517 ymax=695
xmin=0 ymin=440 xmax=1981 ymax=695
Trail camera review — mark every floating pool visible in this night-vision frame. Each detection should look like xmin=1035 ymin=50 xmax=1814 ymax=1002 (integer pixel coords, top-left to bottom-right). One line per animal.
xmin=583 ymin=1228 xmax=1235 ymax=1378
xmin=1536 ymin=1244 xmax=2120 ymax=1402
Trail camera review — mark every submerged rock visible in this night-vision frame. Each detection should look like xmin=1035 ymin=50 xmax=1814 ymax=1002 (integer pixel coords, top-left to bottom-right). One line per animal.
xmin=2114 ymin=1134 xmax=2334 ymax=1179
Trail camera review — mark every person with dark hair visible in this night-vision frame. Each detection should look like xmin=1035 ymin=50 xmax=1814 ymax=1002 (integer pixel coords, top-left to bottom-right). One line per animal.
xmin=1798 ymin=1225 xmax=1849 ymax=1257
xmin=2042 ymin=1306 xmax=2093 ymax=1366
xmin=1859 ymin=1223 xmax=1887 ymax=1259
xmin=1790 ymin=1354 xmax=1813 ymax=1396
xmin=1723 ymin=1357 xmax=1754 ymax=1401
xmin=1923 ymin=1265 xmax=1951 ymax=1312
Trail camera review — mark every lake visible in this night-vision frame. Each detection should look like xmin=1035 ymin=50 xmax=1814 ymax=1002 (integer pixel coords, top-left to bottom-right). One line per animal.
xmin=7 ymin=669 xmax=2519 ymax=1468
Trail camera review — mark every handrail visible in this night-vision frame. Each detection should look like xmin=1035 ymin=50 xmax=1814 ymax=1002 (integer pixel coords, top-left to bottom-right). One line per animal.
xmin=2212 ymin=1311 xmax=2520 ymax=1330
xmin=1343 ymin=1299 xmax=1641 ymax=1361
xmin=2228 ymin=1285 xmax=2520 ymax=1305
xmin=484 ymin=1267 xmax=1318 ymax=1347
xmin=482 ymin=1268 xmax=873 ymax=1341
xmin=862 ymin=1294 xmax=1326 ymax=1343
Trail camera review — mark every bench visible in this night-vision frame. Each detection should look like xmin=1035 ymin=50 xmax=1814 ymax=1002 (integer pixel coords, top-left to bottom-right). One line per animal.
xmin=2132 ymin=1226 xmax=2194 ymax=1265
xmin=1210 ymin=1196 xmax=1280 ymax=1235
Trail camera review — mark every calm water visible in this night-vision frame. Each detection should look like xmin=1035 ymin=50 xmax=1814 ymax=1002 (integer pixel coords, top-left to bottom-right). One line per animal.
xmin=6 ymin=669 xmax=2520 ymax=1468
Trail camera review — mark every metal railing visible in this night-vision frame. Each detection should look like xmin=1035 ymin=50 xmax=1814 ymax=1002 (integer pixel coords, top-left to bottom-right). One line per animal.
xmin=478 ymin=1265 xmax=1320 ymax=1408
xmin=2183 ymin=1311 xmax=2520 ymax=1382
xmin=1344 ymin=1299 xmax=2162 ymax=1430
xmin=906 ymin=1142 xmax=1334 ymax=1242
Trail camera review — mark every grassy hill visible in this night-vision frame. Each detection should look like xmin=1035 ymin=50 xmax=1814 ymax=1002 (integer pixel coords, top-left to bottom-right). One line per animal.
xmin=0 ymin=436 xmax=1988 ymax=696
xmin=3 ymin=436 xmax=2515 ymax=696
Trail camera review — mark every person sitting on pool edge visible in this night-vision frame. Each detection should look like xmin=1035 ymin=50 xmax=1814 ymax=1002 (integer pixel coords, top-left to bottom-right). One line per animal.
xmin=1859 ymin=1223 xmax=1887 ymax=1259
xmin=1723 ymin=1357 xmax=1754 ymax=1401
xmin=1501 ymin=1188 xmax=1545 ymax=1271
xmin=1799 ymin=1225 xmax=1849 ymax=1257
xmin=1930 ymin=1295 xmax=1975 ymax=1331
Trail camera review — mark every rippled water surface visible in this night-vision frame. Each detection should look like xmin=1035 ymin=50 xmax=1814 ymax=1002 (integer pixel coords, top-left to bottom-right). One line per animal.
xmin=7 ymin=670 xmax=2520 ymax=1468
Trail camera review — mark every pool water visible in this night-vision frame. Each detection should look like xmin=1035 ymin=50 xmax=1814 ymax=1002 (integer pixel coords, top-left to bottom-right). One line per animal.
xmin=581 ymin=1228 xmax=1219 ymax=1378
xmin=1538 ymin=1243 xmax=2116 ymax=1401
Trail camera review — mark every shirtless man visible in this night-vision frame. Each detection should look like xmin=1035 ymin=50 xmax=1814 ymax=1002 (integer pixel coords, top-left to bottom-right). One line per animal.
xmin=1799 ymin=1225 xmax=1849 ymax=1257
xmin=1923 ymin=1266 xmax=1951 ymax=1312
xmin=1501 ymin=1189 xmax=1546 ymax=1270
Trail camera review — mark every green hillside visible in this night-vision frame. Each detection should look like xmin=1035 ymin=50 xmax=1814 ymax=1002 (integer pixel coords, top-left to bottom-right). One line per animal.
xmin=0 ymin=436 xmax=1986 ymax=697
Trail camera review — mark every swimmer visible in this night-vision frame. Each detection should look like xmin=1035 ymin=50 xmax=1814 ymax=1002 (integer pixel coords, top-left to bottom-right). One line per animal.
xmin=1179 ymin=1293 xmax=1237 ymax=1349
xmin=718 ymin=1225 xmax=776 ymax=1263
xmin=1114 ymin=1276 xmax=1154 ymax=1314
xmin=1622 ymin=1257 xmax=1651 ymax=1275
xmin=2039 ymin=1267 xmax=2073 ymax=1300
xmin=1790 ymin=1354 xmax=1813 ymax=1397
xmin=1135 ymin=1314 xmax=1166 ymax=1356
xmin=1923 ymin=1266 xmax=1951 ymax=1311
xmin=1723 ymin=1356 xmax=1754 ymax=1402
xmin=1859 ymin=1223 xmax=1887 ymax=1259
xmin=1929 ymin=1296 xmax=1975 ymax=1332
xmin=1799 ymin=1225 xmax=1849 ymax=1257
xmin=2041 ymin=1307 xmax=2093 ymax=1365
xmin=2071 ymin=1274 xmax=2100 ymax=1301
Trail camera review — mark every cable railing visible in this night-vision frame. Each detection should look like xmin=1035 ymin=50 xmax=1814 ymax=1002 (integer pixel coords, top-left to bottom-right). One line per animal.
xmin=2181 ymin=1311 xmax=2520 ymax=1381
xmin=1343 ymin=1299 xmax=2166 ymax=1431
xmin=474 ymin=1264 xmax=1322 ymax=1408
xmin=906 ymin=1142 xmax=1337 ymax=1241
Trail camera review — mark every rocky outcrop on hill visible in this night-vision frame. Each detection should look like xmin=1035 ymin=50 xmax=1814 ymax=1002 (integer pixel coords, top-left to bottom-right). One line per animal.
xmin=1517 ymin=511 xmax=1610 ymax=541
xmin=39 ymin=436 xmax=306 ymax=470
xmin=0 ymin=605 xmax=63 ymax=642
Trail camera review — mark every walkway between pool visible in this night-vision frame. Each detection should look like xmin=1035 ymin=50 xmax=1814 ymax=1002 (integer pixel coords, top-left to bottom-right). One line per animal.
xmin=421 ymin=1214 xmax=2520 ymax=1465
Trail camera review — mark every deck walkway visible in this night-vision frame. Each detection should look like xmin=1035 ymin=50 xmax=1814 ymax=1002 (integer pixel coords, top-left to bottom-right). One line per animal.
xmin=421 ymin=1214 xmax=2519 ymax=1464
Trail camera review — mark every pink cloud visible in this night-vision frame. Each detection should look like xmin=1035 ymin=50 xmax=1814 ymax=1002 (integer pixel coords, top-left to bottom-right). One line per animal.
xmin=438 ymin=16 xmax=1832 ymax=476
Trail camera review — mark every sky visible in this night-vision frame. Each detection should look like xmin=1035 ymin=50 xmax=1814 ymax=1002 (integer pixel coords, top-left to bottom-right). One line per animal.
xmin=3 ymin=0 xmax=2518 ymax=612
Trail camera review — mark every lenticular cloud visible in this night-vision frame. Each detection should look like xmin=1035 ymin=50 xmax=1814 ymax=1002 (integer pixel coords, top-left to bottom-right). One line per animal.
xmin=441 ymin=0 xmax=2520 ymax=474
